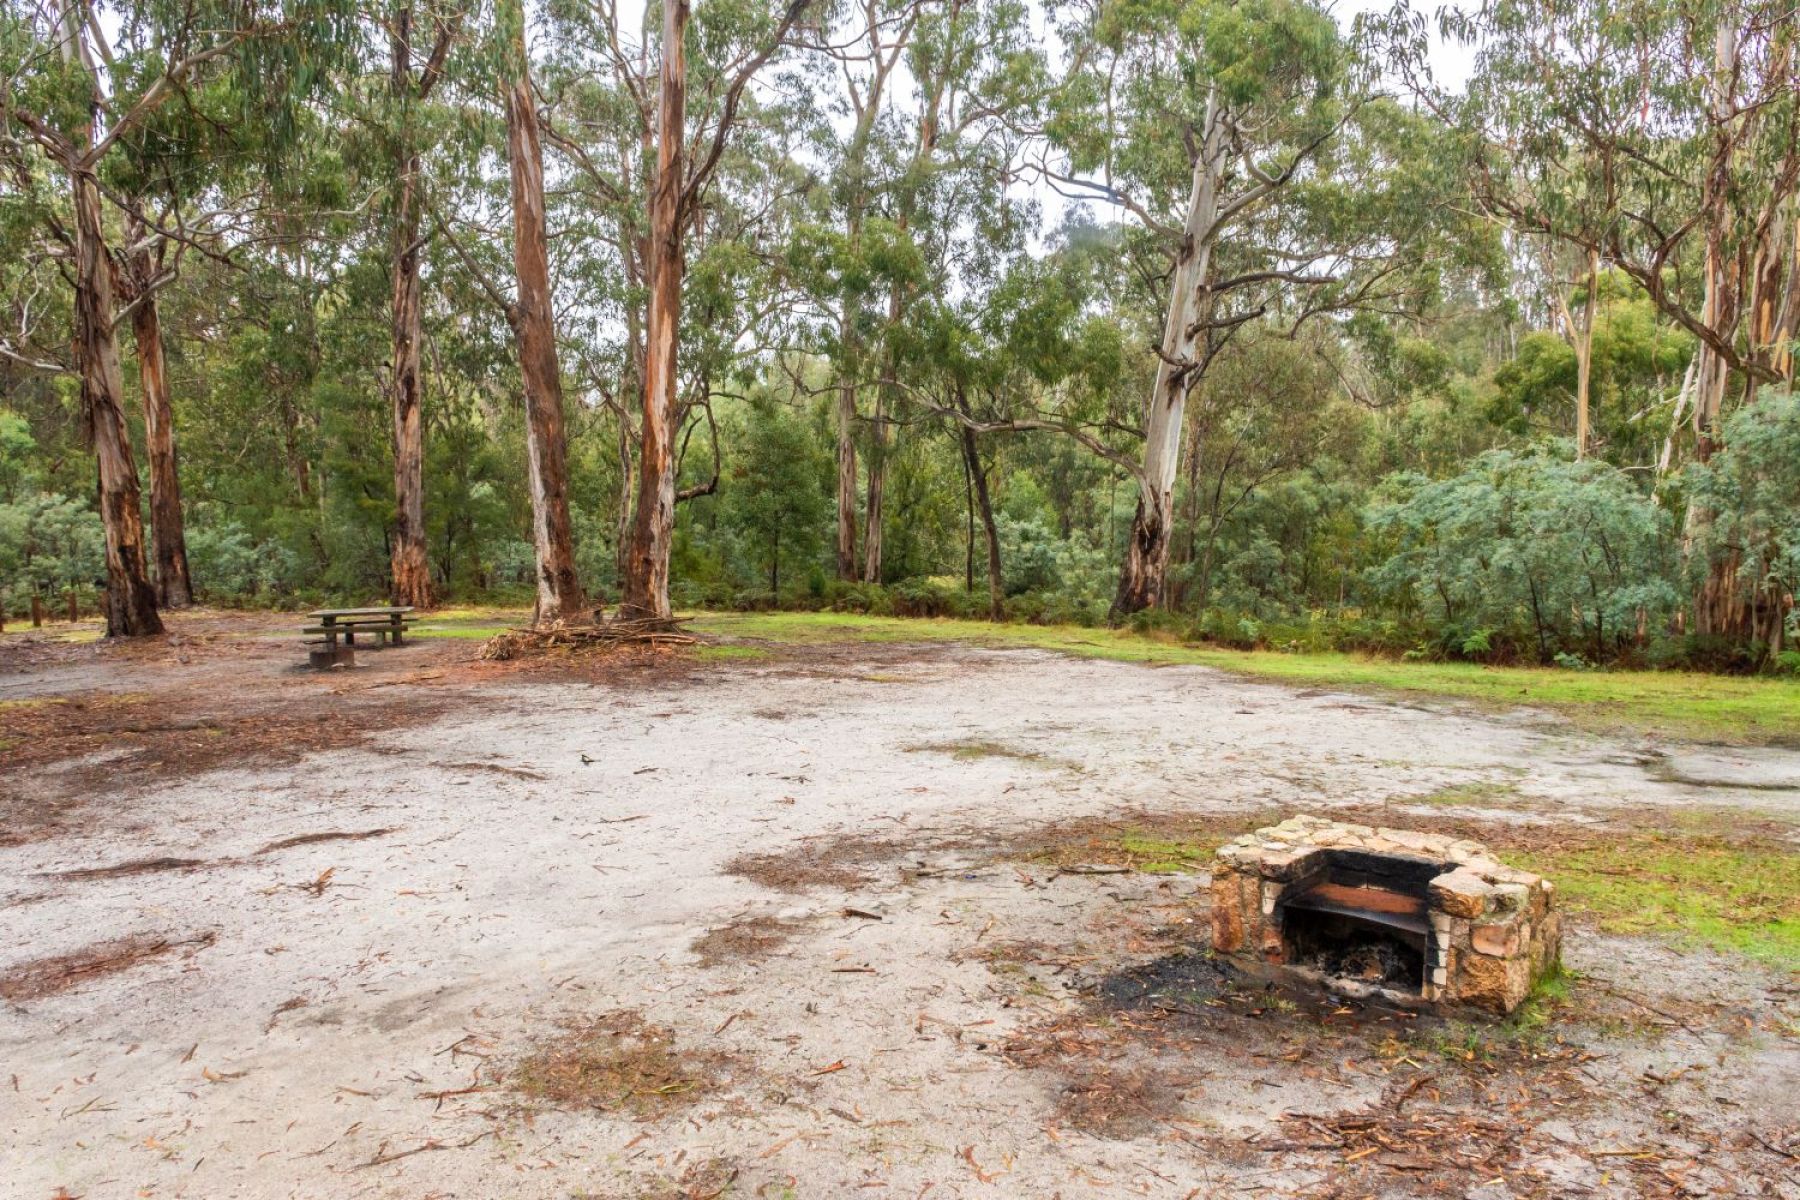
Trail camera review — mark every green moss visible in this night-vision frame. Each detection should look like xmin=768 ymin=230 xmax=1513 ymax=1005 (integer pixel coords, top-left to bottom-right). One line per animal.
xmin=1409 ymin=780 xmax=1525 ymax=808
xmin=1507 ymin=961 xmax=1575 ymax=1036
xmin=903 ymin=738 xmax=1086 ymax=775
xmin=1116 ymin=833 xmax=1210 ymax=874
xmin=907 ymin=738 xmax=1045 ymax=763
xmin=691 ymin=644 xmax=769 ymax=662
xmin=1519 ymin=836 xmax=1800 ymax=969
xmin=687 ymin=611 xmax=1800 ymax=745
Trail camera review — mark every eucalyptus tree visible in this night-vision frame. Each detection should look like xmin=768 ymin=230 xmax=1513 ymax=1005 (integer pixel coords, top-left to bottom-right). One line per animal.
xmin=792 ymin=0 xmax=1041 ymax=582
xmin=1458 ymin=0 xmax=1800 ymax=639
xmin=372 ymin=1 xmax=467 ymax=608
xmin=103 ymin=54 xmax=290 ymax=611
xmin=864 ymin=0 xmax=1041 ymax=582
xmin=556 ymin=0 xmax=813 ymax=621
xmin=807 ymin=0 xmax=923 ymax=582
xmin=532 ymin=0 xmax=655 ymax=585
xmin=1459 ymin=0 xmax=1799 ymax=445
xmin=0 ymin=0 xmax=342 ymax=634
xmin=1046 ymin=0 xmax=1474 ymax=618
xmin=430 ymin=0 xmax=582 ymax=621
xmin=119 ymin=206 xmax=192 ymax=605
xmin=91 ymin=116 xmax=211 ymax=610
xmin=893 ymin=234 xmax=1137 ymax=616
xmin=497 ymin=0 xmax=583 ymax=620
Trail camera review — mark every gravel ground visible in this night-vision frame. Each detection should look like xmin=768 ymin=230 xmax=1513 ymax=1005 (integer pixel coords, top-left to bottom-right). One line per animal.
xmin=2 ymin=616 xmax=1796 ymax=1199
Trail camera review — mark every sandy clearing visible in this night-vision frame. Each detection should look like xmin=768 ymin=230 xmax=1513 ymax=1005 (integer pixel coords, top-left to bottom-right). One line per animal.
xmin=2 ymin=638 xmax=1797 ymax=1199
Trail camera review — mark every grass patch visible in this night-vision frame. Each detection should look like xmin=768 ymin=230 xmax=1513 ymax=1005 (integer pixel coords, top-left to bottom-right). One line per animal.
xmin=905 ymin=737 xmax=1054 ymax=764
xmin=688 ymin=611 xmax=1800 ymax=744
xmin=1519 ymin=835 xmax=1800 ymax=969
xmin=1115 ymin=833 xmax=1210 ymax=874
xmin=409 ymin=624 xmax=505 ymax=640
xmin=424 ymin=605 xmax=530 ymax=622
xmin=691 ymin=643 xmax=770 ymax=662
xmin=1409 ymin=780 xmax=1527 ymax=808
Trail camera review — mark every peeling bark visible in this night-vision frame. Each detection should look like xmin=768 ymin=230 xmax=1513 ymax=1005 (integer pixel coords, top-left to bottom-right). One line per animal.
xmin=861 ymin=387 xmax=885 ymax=584
xmin=1687 ymin=21 xmax=1751 ymax=638
xmin=620 ymin=0 xmax=689 ymax=622
xmin=73 ymin=169 xmax=162 ymax=637
xmin=385 ymin=6 xmax=438 ymax=610
xmin=124 ymin=228 xmax=193 ymax=609
xmin=502 ymin=0 xmax=582 ymax=623
xmin=835 ymin=314 xmax=859 ymax=580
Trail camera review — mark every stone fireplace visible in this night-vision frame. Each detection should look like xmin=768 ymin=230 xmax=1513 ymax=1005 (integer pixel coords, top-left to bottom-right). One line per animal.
xmin=1209 ymin=816 xmax=1560 ymax=1014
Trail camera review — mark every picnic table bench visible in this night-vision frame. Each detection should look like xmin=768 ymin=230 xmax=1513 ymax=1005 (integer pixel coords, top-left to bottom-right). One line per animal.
xmin=302 ymin=607 xmax=415 ymax=668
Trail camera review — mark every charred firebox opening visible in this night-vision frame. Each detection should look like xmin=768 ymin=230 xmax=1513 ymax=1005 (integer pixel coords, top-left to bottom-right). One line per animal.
xmin=1277 ymin=848 xmax=1444 ymax=994
xmin=1283 ymin=907 xmax=1426 ymax=990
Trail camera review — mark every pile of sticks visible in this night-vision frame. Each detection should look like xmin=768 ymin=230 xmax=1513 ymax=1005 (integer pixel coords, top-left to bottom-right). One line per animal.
xmin=478 ymin=617 xmax=699 ymax=661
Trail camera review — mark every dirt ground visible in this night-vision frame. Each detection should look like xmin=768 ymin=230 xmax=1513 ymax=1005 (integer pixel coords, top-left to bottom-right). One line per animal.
xmin=2 ymin=611 xmax=1797 ymax=1200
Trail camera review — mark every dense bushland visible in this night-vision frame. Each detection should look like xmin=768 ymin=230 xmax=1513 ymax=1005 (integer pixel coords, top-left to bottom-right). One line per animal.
xmin=1 ymin=0 xmax=1795 ymax=668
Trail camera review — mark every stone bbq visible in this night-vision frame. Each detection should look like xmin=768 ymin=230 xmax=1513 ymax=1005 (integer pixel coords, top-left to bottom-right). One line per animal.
xmin=1210 ymin=816 xmax=1560 ymax=1014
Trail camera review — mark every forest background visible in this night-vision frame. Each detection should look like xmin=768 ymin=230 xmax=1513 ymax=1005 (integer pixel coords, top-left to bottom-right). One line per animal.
xmin=2 ymin=0 xmax=1797 ymax=672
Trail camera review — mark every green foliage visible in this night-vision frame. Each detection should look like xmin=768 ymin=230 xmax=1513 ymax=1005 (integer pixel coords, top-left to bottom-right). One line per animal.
xmin=1364 ymin=449 xmax=1677 ymax=662
xmin=0 ymin=0 xmax=1787 ymax=682
xmin=1487 ymin=277 xmax=1694 ymax=461
xmin=0 ymin=491 xmax=104 ymax=616
xmin=720 ymin=398 xmax=831 ymax=596
xmin=0 ymin=412 xmax=38 ymax=502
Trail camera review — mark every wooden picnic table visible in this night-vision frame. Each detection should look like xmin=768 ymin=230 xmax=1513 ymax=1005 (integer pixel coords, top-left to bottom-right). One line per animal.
xmin=301 ymin=606 xmax=415 ymax=667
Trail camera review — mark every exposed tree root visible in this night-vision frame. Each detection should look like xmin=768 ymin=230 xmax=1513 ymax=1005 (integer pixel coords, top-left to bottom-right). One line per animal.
xmin=478 ymin=617 xmax=700 ymax=661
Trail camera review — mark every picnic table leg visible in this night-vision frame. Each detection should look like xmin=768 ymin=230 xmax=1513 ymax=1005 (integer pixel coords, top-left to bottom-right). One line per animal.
xmin=310 ymin=629 xmax=354 ymax=669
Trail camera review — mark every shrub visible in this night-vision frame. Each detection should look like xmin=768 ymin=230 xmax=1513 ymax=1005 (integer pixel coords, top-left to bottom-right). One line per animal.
xmin=1364 ymin=448 xmax=1677 ymax=662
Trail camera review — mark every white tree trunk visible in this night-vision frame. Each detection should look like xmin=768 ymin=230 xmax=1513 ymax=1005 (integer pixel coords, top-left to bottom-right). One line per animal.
xmin=1112 ymin=94 xmax=1226 ymax=618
